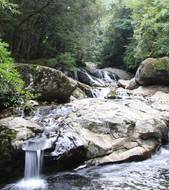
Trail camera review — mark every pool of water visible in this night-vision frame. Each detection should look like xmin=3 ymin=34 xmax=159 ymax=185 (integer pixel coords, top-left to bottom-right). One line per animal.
xmin=2 ymin=145 xmax=169 ymax=190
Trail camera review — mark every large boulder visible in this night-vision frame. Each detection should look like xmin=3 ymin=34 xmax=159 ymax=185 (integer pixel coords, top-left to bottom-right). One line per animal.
xmin=17 ymin=64 xmax=77 ymax=102
xmin=135 ymin=57 xmax=169 ymax=86
xmin=35 ymin=98 xmax=169 ymax=169
xmin=0 ymin=117 xmax=43 ymax=179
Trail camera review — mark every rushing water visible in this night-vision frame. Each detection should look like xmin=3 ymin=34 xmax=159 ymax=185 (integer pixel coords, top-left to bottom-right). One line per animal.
xmin=2 ymin=145 xmax=169 ymax=190
xmin=3 ymin=143 xmax=47 ymax=190
xmin=24 ymin=150 xmax=42 ymax=179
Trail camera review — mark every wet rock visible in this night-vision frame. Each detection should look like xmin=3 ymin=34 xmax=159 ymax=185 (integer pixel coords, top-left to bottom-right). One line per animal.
xmin=72 ymin=88 xmax=88 ymax=99
xmin=103 ymin=68 xmax=133 ymax=80
xmin=0 ymin=117 xmax=43 ymax=179
xmin=39 ymin=98 xmax=169 ymax=168
xmin=17 ymin=64 xmax=77 ymax=102
xmin=135 ymin=57 xmax=169 ymax=86
xmin=88 ymin=69 xmax=119 ymax=83
xmin=77 ymin=69 xmax=105 ymax=87
xmin=118 ymin=78 xmax=139 ymax=90
xmin=23 ymin=100 xmax=39 ymax=116
xmin=77 ymin=82 xmax=93 ymax=97
xmin=0 ymin=117 xmax=43 ymax=149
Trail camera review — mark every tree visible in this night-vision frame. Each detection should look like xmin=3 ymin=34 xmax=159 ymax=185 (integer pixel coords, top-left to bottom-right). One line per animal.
xmin=124 ymin=0 xmax=169 ymax=70
xmin=99 ymin=0 xmax=133 ymax=67
xmin=1 ymin=0 xmax=104 ymax=65
xmin=0 ymin=1 xmax=29 ymax=110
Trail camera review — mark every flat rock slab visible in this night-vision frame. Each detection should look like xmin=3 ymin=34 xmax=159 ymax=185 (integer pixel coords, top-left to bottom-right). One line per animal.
xmin=41 ymin=98 xmax=169 ymax=167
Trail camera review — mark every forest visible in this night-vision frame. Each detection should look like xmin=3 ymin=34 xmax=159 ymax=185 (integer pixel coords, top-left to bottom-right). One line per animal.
xmin=1 ymin=1 xmax=169 ymax=190
xmin=1 ymin=0 xmax=169 ymax=109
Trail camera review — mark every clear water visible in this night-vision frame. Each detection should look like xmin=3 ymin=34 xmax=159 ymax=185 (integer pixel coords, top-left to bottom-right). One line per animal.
xmin=4 ymin=150 xmax=47 ymax=190
xmin=24 ymin=151 xmax=40 ymax=179
xmin=2 ymin=145 xmax=169 ymax=190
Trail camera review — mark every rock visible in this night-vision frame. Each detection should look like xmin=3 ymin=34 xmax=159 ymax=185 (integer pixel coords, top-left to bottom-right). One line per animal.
xmin=77 ymin=82 xmax=93 ymax=97
xmin=88 ymin=69 xmax=119 ymax=83
xmin=131 ymin=85 xmax=169 ymax=98
xmin=0 ymin=117 xmax=43 ymax=179
xmin=135 ymin=57 xmax=169 ymax=86
xmin=85 ymin=62 xmax=97 ymax=70
xmin=16 ymin=64 xmax=77 ymax=102
xmin=72 ymin=88 xmax=88 ymax=99
xmin=118 ymin=78 xmax=139 ymax=90
xmin=103 ymin=68 xmax=133 ymax=80
xmin=77 ymin=69 xmax=105 ymax=87
xmin=0 ymin=117 xmax=43 ymax=149
xmin=39 ymin=98 xmax=169 ymax=169
xmin=23 ymin=100 xmax=39 ymax=116
xmin=106 ymin=90 xmax=117 ymax=99
xmin=0 ymin=107 xmax=17 ymax=119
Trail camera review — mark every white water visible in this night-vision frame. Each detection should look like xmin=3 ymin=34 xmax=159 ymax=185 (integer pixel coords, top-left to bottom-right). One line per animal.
xmin=91 ymin=87 xmax=112 ymax=99
xmin=9 ymin=149 xmax=47 ymax=190
xmin=24 ymin=150 xmax=42 ymax=179
xmin=11 ymin=179 xmax=46 ymax=190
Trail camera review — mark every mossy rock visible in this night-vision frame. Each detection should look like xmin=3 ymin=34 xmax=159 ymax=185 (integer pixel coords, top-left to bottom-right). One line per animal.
xmin=135 ymin=57 xmax=169 ymax=86
xmin=0 ymin=127 xmax=16 ymax=163
xmin=0 ymin=117 xmax=42 ymax=180
xmin=16 ymin=64 xmax=77 ymax=102
xmin=72 ymin=87 xmax=88 ymax=99
xmin=153 ymin=58 xmax=169 ymax=72
xmin=106 ymin=90 xmax=117 ymax=99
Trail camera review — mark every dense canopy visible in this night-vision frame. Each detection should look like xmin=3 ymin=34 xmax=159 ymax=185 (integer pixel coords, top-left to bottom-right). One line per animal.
xmin=1 ymin=0 xmax=169 ymax=108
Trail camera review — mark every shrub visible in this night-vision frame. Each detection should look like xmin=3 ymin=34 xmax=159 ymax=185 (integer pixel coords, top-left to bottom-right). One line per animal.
xmin=29 ymin=53 xmax=77 ymax=69
xmin=57 ymin=52 xmax=76 ymax=68
xmin=0 ymin=40 xmax=30 ymax=110
xmin=123 ymin=40 xmax=140 ymax=72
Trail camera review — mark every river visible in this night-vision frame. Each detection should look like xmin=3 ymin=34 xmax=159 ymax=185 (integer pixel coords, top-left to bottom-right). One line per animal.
xmin=2 ymin=144 xmax=169 ymax=190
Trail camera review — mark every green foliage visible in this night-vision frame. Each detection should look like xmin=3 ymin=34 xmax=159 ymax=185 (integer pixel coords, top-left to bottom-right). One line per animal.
xmin=125 ymin=0 xmax=169 ymax=62
xmin=1 ymin=0 xmax=104 ymax=66
xmin=0 ymin=126 xmax=16 ymax=161
xmin=153 ymin=58 xmax=169 ymax=71
xmin=0 ymin=40 xmax=31 ymax=110
xmin=57 ymin=52 xmax=76 ymax=68
xmin=0 ymin=0 xmax=18 ymax=13
xmin=98 ymin=0 xmax=169 ymax=71
xmin=29 ymin=52 xmax=77 ymax=68
xmin=123 ymin=39 xmax=140 ymax=71
xmin=99 ymin=0 xmax=133 ymax=66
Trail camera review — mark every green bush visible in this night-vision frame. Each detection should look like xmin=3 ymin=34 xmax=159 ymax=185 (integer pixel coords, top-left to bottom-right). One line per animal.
xmin=123 ymin=40 xmax=140 ymax=72
xmin=57 ymin=52 xmax=76 ymax=68
xmin=0 ymin=40 xmax=30 ymax=110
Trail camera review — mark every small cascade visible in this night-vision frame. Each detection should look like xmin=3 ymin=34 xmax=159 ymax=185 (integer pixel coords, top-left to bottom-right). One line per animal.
xmin=91 ymin=87 xmax=112 ymax=99
xmin=24 ymin=150 xmax=43 ymax=179
xmin=12 ymin=139 xmax=48 ymax=190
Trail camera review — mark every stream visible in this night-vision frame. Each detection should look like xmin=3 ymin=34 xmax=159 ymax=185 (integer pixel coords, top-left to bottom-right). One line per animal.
xmin=1 ymin=70 xmax=169 ymax=190
xmin=2 ymin=144 xmax=169 ymax=190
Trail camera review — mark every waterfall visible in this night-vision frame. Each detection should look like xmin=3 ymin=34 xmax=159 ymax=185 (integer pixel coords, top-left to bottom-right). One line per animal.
xmin=24 ymin=150 xmax=43 ymax=179
xmin=12 ymin=139 xmax=47 ymax=190
xmin=12 ymin=149 xmax=46 ymax=190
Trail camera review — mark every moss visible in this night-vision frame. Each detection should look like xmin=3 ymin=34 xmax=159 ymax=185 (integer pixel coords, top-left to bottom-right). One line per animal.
xmin=0 ymin=127 xmax=16 ymax=162
xmin=107 ymin=90 xmax=117 ymax=99
xmin=153 ymin=58 xmax=169 ymax=71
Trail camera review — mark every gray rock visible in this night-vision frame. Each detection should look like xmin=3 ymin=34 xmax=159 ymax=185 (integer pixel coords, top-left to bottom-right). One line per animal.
xmin=103 ymin=68 xmax=133 ymax=80
xmin=0 ymin=117 xmax=43 ymax=149
xmin=0 ymin=117 xmax=43 ymax=178
xmin=40 ymin=98 xmax=169 ymax=167
xmin=118 ymin=78 xmax=139 ymax=90
xmin=135 ymin=57 xmax=169 ymax=86
xmin=17 ymin=64 xmax=77 ymax=102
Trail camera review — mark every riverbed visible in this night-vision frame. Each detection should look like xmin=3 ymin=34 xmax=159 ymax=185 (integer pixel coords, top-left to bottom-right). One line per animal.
xmin=2 ymin=145 xmax=169 ymax=190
